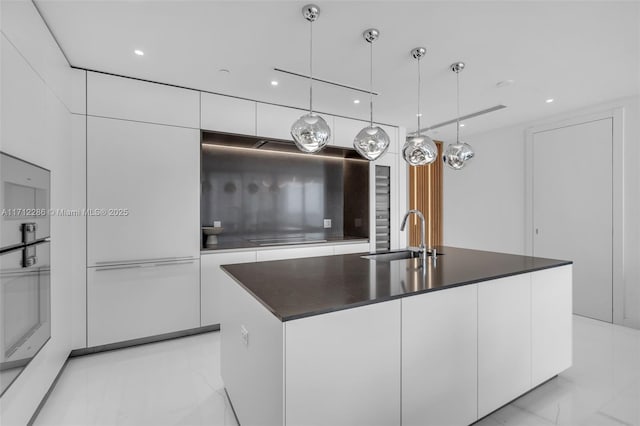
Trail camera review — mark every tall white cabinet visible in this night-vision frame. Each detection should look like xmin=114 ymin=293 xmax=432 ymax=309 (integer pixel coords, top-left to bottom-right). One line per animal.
xmin=85 ymin=73 xmax=201 ymax=347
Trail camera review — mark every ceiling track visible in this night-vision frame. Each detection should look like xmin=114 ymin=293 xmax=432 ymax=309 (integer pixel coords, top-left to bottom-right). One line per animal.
xmin=411 ymin=104 xmax=507 ymax=135
xmin=273 ymin=67 xmax=378 ymax=96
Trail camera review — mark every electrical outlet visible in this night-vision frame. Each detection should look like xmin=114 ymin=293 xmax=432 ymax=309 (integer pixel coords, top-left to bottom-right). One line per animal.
xmin=240 ymin=325 xmax=249 ymax=347
xmin=323 ymin=219 xmax=332 ymax=228
xmin=214 ymin=220 xmax=222 ymax=227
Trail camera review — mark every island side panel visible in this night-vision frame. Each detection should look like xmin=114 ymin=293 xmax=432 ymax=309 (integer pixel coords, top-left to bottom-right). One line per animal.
xmin=401 ymin=283 xmax=478 ymax=426
xmin=220 ymin=272 xmax=284 ymax=426
xmin=478 ymin=273 xmax=532 ymax=419
xmin=284 ymin=300 xmax=401 ymax=426
xmin=532 ymin=265 xmax=573 ymax=386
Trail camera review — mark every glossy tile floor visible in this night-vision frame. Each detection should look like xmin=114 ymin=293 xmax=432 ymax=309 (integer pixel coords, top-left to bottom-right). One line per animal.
xmin=34 ymin=315 xmax=639 ymax=426
xmin=34 ymin=333 xmax=238 ymax=426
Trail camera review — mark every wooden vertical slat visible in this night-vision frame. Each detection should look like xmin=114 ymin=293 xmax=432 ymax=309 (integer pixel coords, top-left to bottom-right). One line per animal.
xmin=409 ymin=141 xmax=443 ymax=248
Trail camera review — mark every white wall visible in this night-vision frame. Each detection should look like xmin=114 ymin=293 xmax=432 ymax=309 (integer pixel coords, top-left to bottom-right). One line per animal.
xmin=444 ymin=96 xmax=640 ymax=328
xmin=0 ymin=1 xmax=75 ymax=423
xmin=443 ymin=125 xmax=526 ymax=255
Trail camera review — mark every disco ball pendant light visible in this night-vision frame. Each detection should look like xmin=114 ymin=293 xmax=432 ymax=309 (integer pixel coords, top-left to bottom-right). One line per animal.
xmin=290 ymin=4 xmax=331 ymax=153
xmin=402 ymin=47 xmax=438 ymax=166
xmin=353 ymin=28 xmax=390 ymax=161
xmin=443 ymin=62 xmax=474 ymax=170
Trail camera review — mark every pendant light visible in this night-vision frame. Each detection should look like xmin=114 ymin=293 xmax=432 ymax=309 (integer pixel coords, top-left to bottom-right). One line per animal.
xmin=402 ymin=47 xmax=438 ymax=166
xmin=353 ymin=28 xmax=390 ymax=161
xmin=290 ymin=4 xmax=331 ymax=153
xmin=443 ymin=62 xmax=474 ymax=170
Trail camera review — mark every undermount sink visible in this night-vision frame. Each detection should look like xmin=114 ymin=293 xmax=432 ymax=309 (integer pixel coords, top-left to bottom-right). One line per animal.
xmin=361 ymin=250 xmax=441 ymax=261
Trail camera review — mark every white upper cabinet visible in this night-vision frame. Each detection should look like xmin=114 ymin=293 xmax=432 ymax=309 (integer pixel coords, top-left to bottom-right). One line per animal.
xmin=378 ymin=124 xmax=398 ymax=153
xmin=333 ymin=116 xmax=398 ymax=153
xmin=201 ymin=93 xmax=256 ymax=135
xmin=87 ymin=72 xmax=199 ymax=128
xmin=332 ymin=116 xmax=367 ymax=149
xmin=87 ymin=117 xmax=200 ymax=265
xmin=256 ymin=103 xmax=334 ymax=143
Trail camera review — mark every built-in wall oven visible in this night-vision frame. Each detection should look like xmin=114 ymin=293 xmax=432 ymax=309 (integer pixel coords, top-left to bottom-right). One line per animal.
xmin=0 ymin=152 xmax=51 ymax=397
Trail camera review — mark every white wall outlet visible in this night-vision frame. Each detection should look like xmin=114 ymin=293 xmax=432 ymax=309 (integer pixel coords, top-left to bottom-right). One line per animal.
xmin=214 ymin=220 xmax=222 ymax=228
xmin=323 ymin=219 xmax=332 ymax=228
xmin=240 ymin=325 xmax=249 ymax=347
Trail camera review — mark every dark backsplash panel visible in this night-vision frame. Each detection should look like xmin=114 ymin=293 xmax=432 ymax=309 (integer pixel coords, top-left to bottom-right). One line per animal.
xmin=201 ymin=141 xmax=369 ymax=242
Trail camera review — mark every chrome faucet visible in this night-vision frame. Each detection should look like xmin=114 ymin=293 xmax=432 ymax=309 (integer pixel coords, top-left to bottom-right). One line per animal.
xmin=400 ymin=209 xmax=427 ymax=259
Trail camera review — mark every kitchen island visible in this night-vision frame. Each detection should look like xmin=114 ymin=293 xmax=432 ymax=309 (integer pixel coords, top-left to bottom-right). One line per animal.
xmin=220 ymin=246 xmax=572 ymax=426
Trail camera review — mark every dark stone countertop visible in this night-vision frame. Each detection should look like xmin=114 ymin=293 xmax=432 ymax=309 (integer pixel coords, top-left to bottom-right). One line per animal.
xmin=221 ymin=246 xmax=572 ymax=322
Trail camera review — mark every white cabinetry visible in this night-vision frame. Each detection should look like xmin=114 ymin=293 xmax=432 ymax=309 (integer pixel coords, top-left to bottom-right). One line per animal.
xmin=532 ymin=265 xmax=572 ymax=386
xmin=256 ymin=103 xmax=334 ymax=143
xmin=332 ymin=116 xmax=367 ymax=149
xmin=478 ymin=273 xmax=532 ymax=418
xmin=201 ymin=93 xmax=256 ymax=135
xmin=402 ymin=284 xmax=478 ymax=426
xmin=87 ymin=117 xmax=199 ymax=265
xmin=201 ymin=251 xmax=256 ymax=326
xmin=87 ymin=259 xmax=200 ymax=347
xmin=285 ymin=300 xmax=401 ymax=426
xmin=256 ymin=245 xmax=334 ymax=262
xmin=333 ymin=242 xmax=370 ymax=255
xmin=87 ymin=71 xmax=199 ymax=128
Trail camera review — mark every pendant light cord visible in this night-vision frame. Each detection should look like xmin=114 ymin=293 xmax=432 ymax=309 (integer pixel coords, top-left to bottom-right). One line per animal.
xmin=456 ymin=70 xmax=460 ymax=143
xmin=369 ymin=41 xmax=373 ymax=127
xmin=309 ymin=20 xmax=313 ymax=115
xmin=417 ymin=57 xmax=421 ymax=136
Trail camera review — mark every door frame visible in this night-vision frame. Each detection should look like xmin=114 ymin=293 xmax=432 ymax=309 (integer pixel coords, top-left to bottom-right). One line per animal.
xmin=525 ymin=107 xmax=624 ymax=324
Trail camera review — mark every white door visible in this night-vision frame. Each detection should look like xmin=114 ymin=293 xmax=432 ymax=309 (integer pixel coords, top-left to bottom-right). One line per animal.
xmin=532 ymin=118 xmax=612 ymax=322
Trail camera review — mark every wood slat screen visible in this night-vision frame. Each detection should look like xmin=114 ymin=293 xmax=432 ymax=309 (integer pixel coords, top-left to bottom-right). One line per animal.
xmin=408 ymin=141 xmax=443 ymax=248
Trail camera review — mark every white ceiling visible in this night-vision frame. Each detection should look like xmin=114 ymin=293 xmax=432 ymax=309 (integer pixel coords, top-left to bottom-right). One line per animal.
xmin=36 ymin=0 xmax=640 ymax=141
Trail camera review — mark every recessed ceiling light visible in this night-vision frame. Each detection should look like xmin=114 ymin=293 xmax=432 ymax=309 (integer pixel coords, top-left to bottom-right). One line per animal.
xmin=353 ymin=99 xmax=360 ymax=104
xmin=271 ymin=80 xmax=279 ymax=86
xmin=459 ymin=123 xmax=465 ymax=127
xmin=546 ymin=98 xmax=555 ymax=103
xmin=218 ymin=68 xmax=230 ymax=74
xmin=134 ymin=49 xmax=144 ymax=56
xmin=416 ymin=113 xmax=422 ymax=117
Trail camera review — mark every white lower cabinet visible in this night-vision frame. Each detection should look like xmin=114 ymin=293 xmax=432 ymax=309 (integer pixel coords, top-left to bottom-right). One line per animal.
xmin=332 ymin=242 xmax=371 ymax=255
xmin=87 ymin=259 xmax=200 ymax=347
xmin=478 ymin=273 xmax=532 ymax=418
xmin=285 ymin=300 xmax=401 ymax=426
xmin=201 ymin=251 xmax=256 ymax=326
xmin=402 ymin=284 xmax=478 ymax=426
xmin=532 ymin=265 xmax=572 ymax=386
xmin=256 ymin=245 xmax=334 ymax=262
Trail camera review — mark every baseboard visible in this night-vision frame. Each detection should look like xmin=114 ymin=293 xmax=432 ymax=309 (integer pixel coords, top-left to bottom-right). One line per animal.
xmin=69 ymin=324 xmax=220 ymax=357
